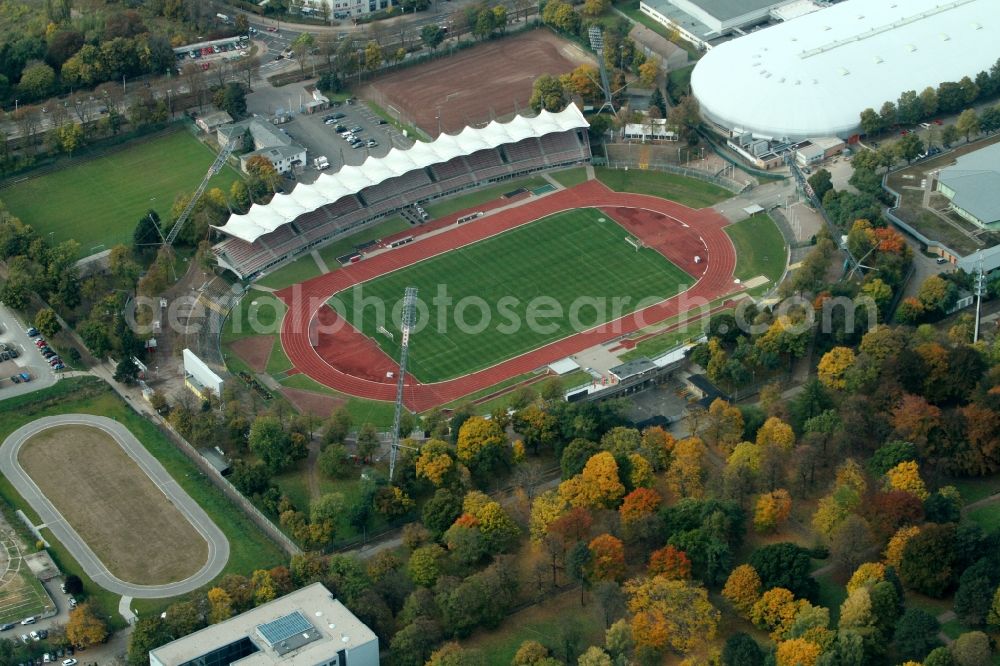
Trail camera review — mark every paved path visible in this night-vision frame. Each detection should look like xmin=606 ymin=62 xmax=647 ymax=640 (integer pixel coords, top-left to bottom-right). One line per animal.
xmin=0 ymin=414 xmax=230 ymax=599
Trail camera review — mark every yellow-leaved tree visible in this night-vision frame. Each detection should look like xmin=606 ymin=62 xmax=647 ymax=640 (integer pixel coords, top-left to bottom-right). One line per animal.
xmin=207 ymin=587 xmax=233 ymax=624
xmin=665 ymin=436 xmax=706 ymax=499
xmin=558 ymin=451 xmax=625 ymax=508
xmin=884 ymin=525 xmax=921 ymax=569
xmin=66 ymin=603 xmax=109 ymax=647
xmin=885 ymin=460 xmax=929 ymax=500
xmin=529 ymin=489 xmax=567 ymax=542
xmin=754 ymin=489 xmax=792 ymax=533
xmin=817 ymin=346 xmax=856 ymax=390
xmin=756 ymin=416 xmax=795 ymax=450
xmin=624 ymin=576 xmax=720 ymax=653
xmin=775 ymin=638 xmax=822 ymax=666
xmin=415 ymin=439 xmax=454 ymax=486
xmin=722 ymin=564 xmax=762 ymax=616
xmin=846 ymin=562 xmax=886 ymax=594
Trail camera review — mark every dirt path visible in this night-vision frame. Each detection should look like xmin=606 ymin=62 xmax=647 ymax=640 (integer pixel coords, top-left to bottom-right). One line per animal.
xmin=306 ymin=438 xmax=322 ymax=502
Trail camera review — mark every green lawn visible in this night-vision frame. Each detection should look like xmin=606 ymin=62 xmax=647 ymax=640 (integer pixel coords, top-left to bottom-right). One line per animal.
xmin=422 ymin=176 xmax=551 ymax=220
xmin=594 ymin=167 xmax=731 ymax=208
xmin=619 ymin=322 xmax=706 ymax=362
xmin=549 ymin=167 xmax=590 ymax=189
xmin=967 ymin=501 xmax=1000 ymax=532
xmin=256 ymin=253 xmax=323 ymax=290
xmin=0 ymin=379 xmax=286 ymax=623
xmin=317 ymin=216 xmax=412 ymax=267
xmin=222 ymin=291 xmax=287 ymax=346
xmin=460 ymin=588 xmax=605 ymax=666
xmin=266 ymin=336 xmax=293 ymax=374
xmin=725 ymin=215 xmax=787 ymax=287
xmin=950 ymin=475 xmax=1000 ymax=505
xmin=278 ymin=374 xmax=398 ymax=427
xmin=332 ymin=208 xmax=689 ymax=383
xmin=0 ymin=130 xmax=242 ymax=251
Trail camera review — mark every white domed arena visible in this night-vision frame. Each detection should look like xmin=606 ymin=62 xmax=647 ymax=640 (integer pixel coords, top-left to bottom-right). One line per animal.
xmin=691 ymin=0 xmax=1000 ymax=141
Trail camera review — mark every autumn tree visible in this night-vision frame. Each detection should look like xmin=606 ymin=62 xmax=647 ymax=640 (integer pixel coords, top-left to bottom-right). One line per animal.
xmin=665 ymin=436 xmax=705 ymax=499
xmin=749 ymin=587 xmax=800 ymax=639
xmin=754 ymin=489 xmax=792 ymax=533
xmin=775 ymin=638 xmax=822 ymax=666
xmin=588 ymin=534 xmax=627 ymax=583
xmin=723 ymin=564 xmax=762 ymax=616
xmin=457 ymin=416 xmax=510 ymax=479
xmin=415 ymin=439 xmax=455 ymax=486
xmin=529 ymin=489 xmax=567 ymax=542
xmin=207 ymin=587 xmax=233 ymax=624
xmin=818 ymin=346 xmax=856 ymax=390
xmin=624 ymin=576 xmax=720 ymax=654
xmin=756 ymin=417 xmax=795 ymax=450
xmin=885 ymin=460 xmax=929 ymax=500
xmin=705 ymin=399 xmax=744 ymax=452
xmin=408 ymin=544 xmax=446 ymax=587
xmin=952 ymin=631 xmax=991 ymax=666
xmin=884 ymin=525 xmax=921 ymax=569
xmin=66 ymin=603 xmax=109 ymax=647
xmin=648 ymin=545 xmax=691 ymax=580
xmin=559 ymin=451 xmax=625 ymax=509
xmin=619 ymin=487 xmax=661 ymax=525
xmin=512 ymin=640 xmax=551 ymax=665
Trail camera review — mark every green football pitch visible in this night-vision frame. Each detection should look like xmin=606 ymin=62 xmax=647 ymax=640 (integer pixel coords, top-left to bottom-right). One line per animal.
xmin=0 ymin=130 xmax=242 ymax=252
xmin=331 ymin=208 xmax=691 ymax=383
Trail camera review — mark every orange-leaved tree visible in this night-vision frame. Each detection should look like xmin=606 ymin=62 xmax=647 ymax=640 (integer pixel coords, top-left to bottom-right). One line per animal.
xmin=722 ymin=564 xmax=762 ymax=616
xmin=619 ymin=487 xmax=662 ymax=526
xmin=587 ymin=534 xmax=626 ymax=583
xmin=624 ymin=576 xmax=720 ymax=653
xmin=754 ymin=489 xmax=792 ymax=533
xmin=648 ymin=545 xmax=691 ymax=580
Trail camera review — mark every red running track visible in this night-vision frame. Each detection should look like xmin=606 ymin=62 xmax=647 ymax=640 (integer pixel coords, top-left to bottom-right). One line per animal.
xmin=277 ymin=180 xmax=737 ymax=411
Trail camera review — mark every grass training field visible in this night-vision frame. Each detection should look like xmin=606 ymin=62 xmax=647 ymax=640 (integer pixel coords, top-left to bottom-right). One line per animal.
xmin=0 ymin=130 xmax=242 ymax=251
xmin=332 ymin=208 xmax=689 ymax=383
xmin=18 ymin=424 xmax=208 ymax=585
xmin=594 ymin=167 xmax=731 ymax=208
xmin=725 ymin=214 xmax=787 ymax=288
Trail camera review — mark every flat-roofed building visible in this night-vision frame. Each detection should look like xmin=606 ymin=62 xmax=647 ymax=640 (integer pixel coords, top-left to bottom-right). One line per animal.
xmin=149 ymin=583 xmax=378 ymax=666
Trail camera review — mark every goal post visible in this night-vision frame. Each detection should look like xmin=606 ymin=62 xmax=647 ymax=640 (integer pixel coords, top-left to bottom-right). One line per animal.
xmin=377 ymin=325 xmax=395 ymax=341
xmin=624 ymin=237 xmax=643 ymax=252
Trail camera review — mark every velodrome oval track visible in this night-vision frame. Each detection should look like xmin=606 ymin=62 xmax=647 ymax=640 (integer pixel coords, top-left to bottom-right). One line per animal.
xmin=278 ymin=180 xmax=737 ymax=412
xmin=0 ymin=415 xmax=230 ymax=599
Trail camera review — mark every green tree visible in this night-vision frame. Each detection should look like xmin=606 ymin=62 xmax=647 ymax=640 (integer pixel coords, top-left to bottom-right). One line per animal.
xmin=56 ymin=122 xmax=83 ymax=155
xmin=859 ymin=108 xmax=882 ymax=135
xmin=723 ymin=632 xmax=765 ymax=666
xmin=894 ymin=608 xmax=942 ymax=662
xmin=212 ymin=82 xmax=247 ymax=119
xmin=18 ymin=62 xmax=56 ymax=99
xmin=807 ymin=169 xmax=833 ymax=201
xmin=951 ymin=631 xmax=991 ymax=666
xmin=318 ymin=442 xmax=349 ymax=479
xmin=364 ymin=40 xmax=382 ymax=71
xmin=421 ymin=24 xmax=445 ymax=51
xmin=941 ymin=124 xmax=960 ymax=147
xmin=126 ymin=616 xmax=171 ymax=665
xmin=529 ymin=74 xmax=567 ymax=112
xmin=955 ymin=108 xmax=980 ymax=141
xmin=895 ymin=132 xmax=924 ymax=164
xmin=748 ymin=543 xmax=818 ymax=601
xmin=900 ymin=523 xmax=957 ymax=598
xmin=34 ymin=307 xmax=61 ymax=337
xmin=249 ymin=415 xmax=293 ymax=473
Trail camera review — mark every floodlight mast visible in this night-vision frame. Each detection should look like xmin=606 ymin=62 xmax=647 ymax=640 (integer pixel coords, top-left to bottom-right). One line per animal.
xmin=588 ymin=26 xmax=618 ymax=117
xmin=164 ymin=137 xmax=239 ymax=246
xmin=388 ymin=287 xmax=418 ymax=483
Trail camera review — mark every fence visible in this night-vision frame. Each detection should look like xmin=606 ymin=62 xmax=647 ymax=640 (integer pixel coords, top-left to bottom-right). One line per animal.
xmin=152 ymin=409 xmax=303 ymax=557
xmin=598 ymin=156 xmax=747 ymax=193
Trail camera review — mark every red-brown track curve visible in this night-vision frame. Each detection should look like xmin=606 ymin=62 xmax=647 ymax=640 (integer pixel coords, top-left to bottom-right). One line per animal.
xmin=276 ymin=180 xmax=738 ymax=412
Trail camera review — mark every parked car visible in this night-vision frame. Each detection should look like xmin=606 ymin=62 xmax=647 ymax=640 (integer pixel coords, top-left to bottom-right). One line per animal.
xmin=68 ymin=597 xmax=77 ymax=609
xmin=0 ymin=623 xmax=14 ymax=631
xmin=376 ymin=119 xmax=388 ymax=125
xmin=19 ymin=372 xmax=30 ymax=382
xmin=20 ymin=633 xmax=29 ymax=643
xmin=10 ymin=375 xmax=20 ymax=384
xmin=350 ymin=125 xmax=363 ymax=133
xmin=366 ymin=139 xmax=378 ymax=148
xmin=63 ymin=660 xmax=78 ymax=666
xmin=35 ymin=339 xmax=46 ymax=347
xmin=267 ymin=25 xmax=278 ymax=31
xmin=20 ymin=617 xmax=35 ymax=625
xmin=26 ymin=327 xmax=38 ymax=337
xmin=332 ymin=112 xmax=346 ymax=119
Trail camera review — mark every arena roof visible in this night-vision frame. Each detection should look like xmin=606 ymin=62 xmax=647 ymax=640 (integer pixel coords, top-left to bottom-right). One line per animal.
xmin=691 ymin=0 xmax=1000 ymax=140
xmin=215 ymin=105 xmax=589 ymax=243
xmin=938 ymin=143 xmax=1000 ymax=225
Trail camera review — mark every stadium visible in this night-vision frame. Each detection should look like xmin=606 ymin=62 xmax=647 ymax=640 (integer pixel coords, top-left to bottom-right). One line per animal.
xmin=214 ymin=104 xmax=741 ymax=411
xmin=691 ymin=0 xmax=1000 ymax=141
xmin=212 ymin=105 xmax=593 ymax=278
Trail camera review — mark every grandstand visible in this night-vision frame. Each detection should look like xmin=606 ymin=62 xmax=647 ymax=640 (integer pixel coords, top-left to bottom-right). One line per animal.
xmin=212 ymin=105 xmax=592 ymax=279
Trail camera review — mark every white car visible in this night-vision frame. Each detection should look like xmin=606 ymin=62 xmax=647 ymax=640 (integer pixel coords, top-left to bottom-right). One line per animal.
xmin=20 ymin=617 xmax=35 ymax=625
xmin=30 ymin=630 xmax=40 ymax=641
xmin=63 ymin=660 xmax=79 ymax=666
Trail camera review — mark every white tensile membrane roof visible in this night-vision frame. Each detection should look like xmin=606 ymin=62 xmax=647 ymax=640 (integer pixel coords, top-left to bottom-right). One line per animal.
xmin=691 ymin=0 xmax=1000 ymax=141
xmin=215 ymin=104 xmax=589 ymax=243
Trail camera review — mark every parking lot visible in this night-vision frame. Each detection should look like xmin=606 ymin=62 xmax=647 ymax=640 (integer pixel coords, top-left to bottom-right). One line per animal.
xmin=0 ymin=305 xmax=58 ymax=398
xmin=247 ymin=81 xmax=413 ymax=184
